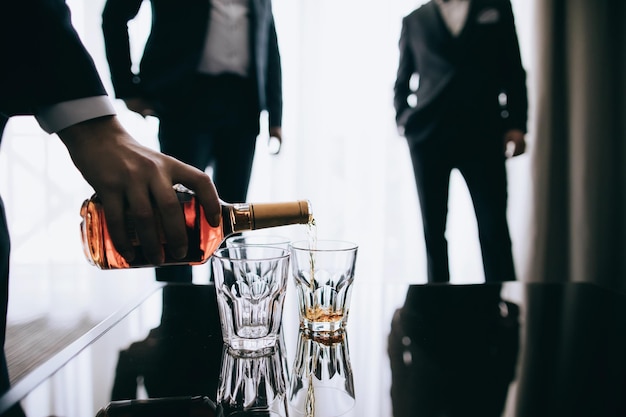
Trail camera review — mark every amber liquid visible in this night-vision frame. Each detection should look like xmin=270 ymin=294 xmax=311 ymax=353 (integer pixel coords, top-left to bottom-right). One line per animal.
xmin=307 ymin=218 xmax=317 ymax=300
xmin=304 ymin=305 xmax=344 ymax=323
xmin=305 ymin=376 xmax=315 ymax=417
xmin=304 ymin=219 xmax=342 ymax=321
xmin=296 ymin=219 xmax=353 ymax=332
xmin=81 ymin=191 xmax=223 ymax=269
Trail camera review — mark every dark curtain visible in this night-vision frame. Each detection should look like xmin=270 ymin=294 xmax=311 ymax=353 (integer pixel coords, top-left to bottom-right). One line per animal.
xmin=527 ymin=0 xmax=626 ymax=291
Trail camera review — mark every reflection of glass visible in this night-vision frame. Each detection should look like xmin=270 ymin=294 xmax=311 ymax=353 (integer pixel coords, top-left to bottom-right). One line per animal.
xmin=387 ymin=284 xmax=520 ymax=417
xmin=289 ymin=240 xmax=358 ymax=333
xmin=288 ymin=330 xmax=355 ymax=417
xmin=217 ymin=341 xmax=288 ymax=417
xmin=212 ymin=246 xmax=290 ymax=355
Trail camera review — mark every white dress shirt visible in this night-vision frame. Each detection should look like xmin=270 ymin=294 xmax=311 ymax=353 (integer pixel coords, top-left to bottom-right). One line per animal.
xmin=435 ymin=0 xmax=470 ymax=37
xmin=35 ymin=96 xmax=116 ymax=134
xmin=197 ymin=0 xmax=250 ymax=77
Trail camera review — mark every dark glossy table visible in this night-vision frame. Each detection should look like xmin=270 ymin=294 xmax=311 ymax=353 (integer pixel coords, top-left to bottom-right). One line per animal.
xmin=1 ymin=280 xmax=625 ymax=417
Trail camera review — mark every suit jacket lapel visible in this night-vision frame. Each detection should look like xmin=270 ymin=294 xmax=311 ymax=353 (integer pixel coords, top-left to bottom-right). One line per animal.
xmin=432 ymin=0 xmax=479 ymax=40
xmin=422 ymin=1 xmax=464 ymax=65
xmin=426 ymin=1 xmax=453 ymax=44
xmin=456 ymin=0 xmax=479 ymax=40
xmin=453 ymin=0 xmax=483 ymax=63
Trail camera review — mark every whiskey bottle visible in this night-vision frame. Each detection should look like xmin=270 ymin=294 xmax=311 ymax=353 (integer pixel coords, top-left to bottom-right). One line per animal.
xmin=80 ymin=185 xmax=311 ymax=270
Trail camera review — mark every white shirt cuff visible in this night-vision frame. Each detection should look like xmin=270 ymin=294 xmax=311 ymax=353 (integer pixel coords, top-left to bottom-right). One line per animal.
xmin=35 ymin=96 xmax=117 ymax=133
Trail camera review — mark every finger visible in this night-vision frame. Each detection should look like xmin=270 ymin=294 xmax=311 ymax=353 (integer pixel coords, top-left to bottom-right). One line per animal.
xmin=99 ymin=192 xmax=135 ymax=263
xmin=170 ymin=160 xmax=221 ymax=227
xmin=125 ymin=187 xmax=164 ymax=265
xmin=151 ymin=180 xmax=188 ymax=260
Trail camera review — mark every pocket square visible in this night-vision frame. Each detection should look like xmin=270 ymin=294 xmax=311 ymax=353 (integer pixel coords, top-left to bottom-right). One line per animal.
xmin=477 ymin=8 xmax=500 ymax=24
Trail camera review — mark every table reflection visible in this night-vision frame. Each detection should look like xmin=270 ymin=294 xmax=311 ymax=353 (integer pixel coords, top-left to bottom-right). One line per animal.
xmin=217 ymin=341 xmax=288 ymax=416
xmin=388 ymin=284 xmax=520 ymax=417
xmin=110 ymin=285 xmax=223 ymax=401
xmin=107 ymin=284 xmax=359 ymax=417
xmin=4 ymin=281 xmax=626 ymax=417
xmin=288 ymin=330 xmax=355 ymax=417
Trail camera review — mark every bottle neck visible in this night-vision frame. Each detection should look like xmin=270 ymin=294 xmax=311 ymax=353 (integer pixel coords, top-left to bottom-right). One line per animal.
xmin=228 ymin=200 xmax=311 ymax=233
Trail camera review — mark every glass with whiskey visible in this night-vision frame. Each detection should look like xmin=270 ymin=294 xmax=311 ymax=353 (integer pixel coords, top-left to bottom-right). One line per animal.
xmin=289 ymin=240 xmax=358 ymax=333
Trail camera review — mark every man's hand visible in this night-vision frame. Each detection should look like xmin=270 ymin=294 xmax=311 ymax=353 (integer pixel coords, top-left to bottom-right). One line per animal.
xmin=124 ymin=98 xmax=157 ymax=118
xmin=503 ymin=129 xmax=526 ymax=158
xmin=57 ymin=116 xmax=220 ymax=265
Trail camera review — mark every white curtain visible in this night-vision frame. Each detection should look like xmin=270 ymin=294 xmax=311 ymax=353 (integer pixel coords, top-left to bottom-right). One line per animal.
xmin=0 ymin=0 xmax=535 ymax=317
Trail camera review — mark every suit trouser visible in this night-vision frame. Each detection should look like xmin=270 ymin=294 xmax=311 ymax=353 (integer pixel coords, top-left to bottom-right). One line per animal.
xmin=406 ymin=127 xmax=516 ymax=283
xmin=153 ymin=74 xmax=259 ymax=283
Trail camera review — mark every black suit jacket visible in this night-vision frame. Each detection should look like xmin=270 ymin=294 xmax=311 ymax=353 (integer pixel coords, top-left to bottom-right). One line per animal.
xmin=102 ymin=0 xmax=283 ymax=127
xmin=394 ymin=0 xmax=527 ymax=143
xmin=0 ymin=0 xmax=107 ymax=118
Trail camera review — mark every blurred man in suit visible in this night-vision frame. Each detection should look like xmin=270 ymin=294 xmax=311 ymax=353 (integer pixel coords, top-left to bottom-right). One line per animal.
xmin=394 ymin=0 xmax=528 ymax=283
xmin=102 ymin=0 xmax=284 ymax=283
xmin=0 ymin=0 xmax=221 ymax=410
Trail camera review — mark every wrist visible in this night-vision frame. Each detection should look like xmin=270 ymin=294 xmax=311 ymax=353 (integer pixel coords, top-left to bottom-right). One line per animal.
xmin=58 ymin=115 xmax=126 ymax=153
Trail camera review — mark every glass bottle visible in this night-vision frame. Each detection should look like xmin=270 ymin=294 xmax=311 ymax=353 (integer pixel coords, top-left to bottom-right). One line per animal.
xmin=80 ymin=184 xmax=312 ymax=270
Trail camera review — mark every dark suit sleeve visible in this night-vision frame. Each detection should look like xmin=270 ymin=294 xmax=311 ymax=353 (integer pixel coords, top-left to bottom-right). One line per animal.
xmin=498 ymin=0 xmax=528 ymax=133
xmin=0 ymin=0 xmax=107 ymax=117
xmin=102 ymin=0 xmax=145 ymax=99
xmin=393 ymin=16 xmax=416 ymax=131
xmin=265 ymin=14 xmax=283 ymax=128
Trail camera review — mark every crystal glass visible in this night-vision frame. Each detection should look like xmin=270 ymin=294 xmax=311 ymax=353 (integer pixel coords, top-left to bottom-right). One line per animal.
xmin=212 ymin=246 xmax=290 ymax=354
xmin=289 ymin=240 xmax=358 ymax=333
